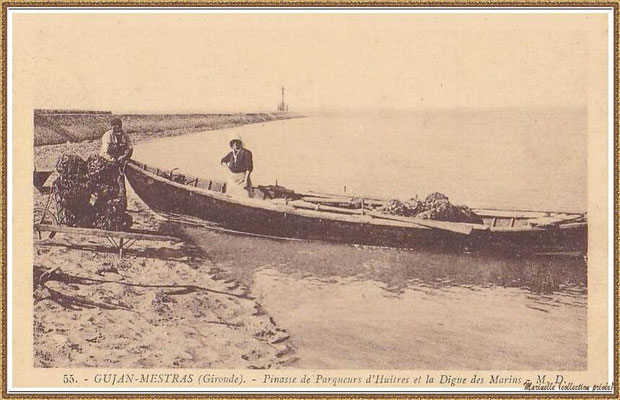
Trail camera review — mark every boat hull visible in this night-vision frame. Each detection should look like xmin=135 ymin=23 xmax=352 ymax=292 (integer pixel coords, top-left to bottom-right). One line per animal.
xmin=125 ymin=162 xmax=587 ymax=254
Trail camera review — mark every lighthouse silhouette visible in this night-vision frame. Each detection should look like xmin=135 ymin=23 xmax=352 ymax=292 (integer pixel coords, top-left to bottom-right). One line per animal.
xmin=277 ymin=86 xmax=289 ymax=112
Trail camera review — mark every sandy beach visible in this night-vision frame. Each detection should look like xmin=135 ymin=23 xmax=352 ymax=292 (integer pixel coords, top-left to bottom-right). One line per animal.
xmin=33 ymin=113 xmax=299 ymax=368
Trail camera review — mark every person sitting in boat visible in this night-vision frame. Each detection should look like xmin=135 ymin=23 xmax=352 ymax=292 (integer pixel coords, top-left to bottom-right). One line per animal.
xmin=221 ymin=133 xmax=253 ymax=197
xmin=100 ymin=117 xmax=133 ymax=206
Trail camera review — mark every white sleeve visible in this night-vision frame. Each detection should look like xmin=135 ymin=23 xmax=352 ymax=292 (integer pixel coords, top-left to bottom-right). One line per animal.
xmin=100 ymin=131 xmax=113 ymax=159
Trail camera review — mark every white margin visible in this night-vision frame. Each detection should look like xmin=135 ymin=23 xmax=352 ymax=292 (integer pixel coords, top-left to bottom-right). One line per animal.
xmin=5 ymin=6 xmax=616 ymax=395
xmin=607 ymin=6 xmax=615 ymax=387
xmin=4 ymin=7 xmax=617 ymax=13
xmin=7 ymin=6 xmax=14 ymax=393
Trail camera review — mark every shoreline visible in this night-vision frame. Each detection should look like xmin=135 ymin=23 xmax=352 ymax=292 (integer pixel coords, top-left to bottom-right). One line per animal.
xmin=34 ymin=112 xmax=304 ymax=169
xmin=35 ymin=111 xmax=304 ymax=146
xmin=33 ymin=116 xmax=298 ymax=368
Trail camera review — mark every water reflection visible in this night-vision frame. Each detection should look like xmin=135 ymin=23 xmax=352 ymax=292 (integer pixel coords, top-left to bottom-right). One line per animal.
xmin=162 ymin=220 xmax=586 ymax=370
xmin=171 ymin=221 xmax=586 ymax=300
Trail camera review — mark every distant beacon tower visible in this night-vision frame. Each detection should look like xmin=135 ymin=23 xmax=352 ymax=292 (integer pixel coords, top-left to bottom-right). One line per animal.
xmin=277 ymin=86 xmax=289 ymax=112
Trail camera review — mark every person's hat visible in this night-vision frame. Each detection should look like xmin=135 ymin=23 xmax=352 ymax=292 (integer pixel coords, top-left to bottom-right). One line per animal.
xmin=111 ymin=117 xmax=123 ymax=127
xmin=229 ymin=133 xmax=243 ymax=147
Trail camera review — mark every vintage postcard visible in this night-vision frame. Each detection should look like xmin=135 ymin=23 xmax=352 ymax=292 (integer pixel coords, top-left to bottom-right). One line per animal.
xmin=2 ymin=4 xmax=618 ymax=397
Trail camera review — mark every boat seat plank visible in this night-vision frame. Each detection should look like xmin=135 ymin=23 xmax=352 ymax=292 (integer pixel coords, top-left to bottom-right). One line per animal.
xmin=528 ymin=215 xmax=586 ymax=227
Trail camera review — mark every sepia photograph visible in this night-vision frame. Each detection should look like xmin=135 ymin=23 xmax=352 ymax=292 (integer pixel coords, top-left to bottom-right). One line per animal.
xmin=3 ymin=5 xmax=617 ymax=395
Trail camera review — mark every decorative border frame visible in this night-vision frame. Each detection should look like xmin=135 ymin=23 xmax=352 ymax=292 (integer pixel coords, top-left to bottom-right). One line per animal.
xmin=0 ymin=2 xmax=618 ymax=399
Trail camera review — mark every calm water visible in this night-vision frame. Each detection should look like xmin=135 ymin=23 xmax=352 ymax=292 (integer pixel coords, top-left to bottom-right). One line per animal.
xmin=135 ymin=109 xmax=587 ymax=369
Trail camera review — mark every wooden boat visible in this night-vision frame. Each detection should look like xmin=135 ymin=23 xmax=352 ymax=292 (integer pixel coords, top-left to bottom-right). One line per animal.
xmin=125 ymin=160 xmax=587 ymax=254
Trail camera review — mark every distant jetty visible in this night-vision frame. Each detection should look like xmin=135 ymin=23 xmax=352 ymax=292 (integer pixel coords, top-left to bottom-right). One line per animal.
xmin=34 ymin=110 xmax=303 ymax=146
xmin=35 ymin=109 xmax=112 ymax=115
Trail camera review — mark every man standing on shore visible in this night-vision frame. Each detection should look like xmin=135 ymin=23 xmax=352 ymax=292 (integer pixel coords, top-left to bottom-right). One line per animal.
xmin=100 ymin=117 xmax=133 ymax=163
xmin=100 ymin=117 xmax=133 ymax=206
xmin=221 ymin=133 xmax=253 ymax=197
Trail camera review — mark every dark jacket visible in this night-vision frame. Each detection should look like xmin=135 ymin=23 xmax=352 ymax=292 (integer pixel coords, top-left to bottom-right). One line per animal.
xmin=221 ymin=148 xmax=253 ymax=174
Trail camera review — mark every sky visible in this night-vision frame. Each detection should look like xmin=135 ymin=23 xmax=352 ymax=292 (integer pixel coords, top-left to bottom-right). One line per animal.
xmin=13 ymin=12 xmax=604 ymax=113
